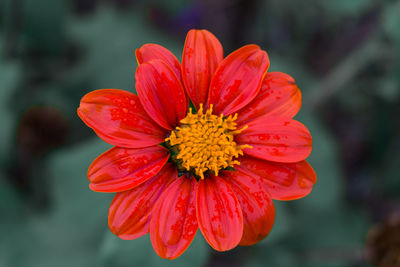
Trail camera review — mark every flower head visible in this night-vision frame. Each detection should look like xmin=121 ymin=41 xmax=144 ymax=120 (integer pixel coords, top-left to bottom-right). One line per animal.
xmin=78 ymin=29 xmax=316 ymax=259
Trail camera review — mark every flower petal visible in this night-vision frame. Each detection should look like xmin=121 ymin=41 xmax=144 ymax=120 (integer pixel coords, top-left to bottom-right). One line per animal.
xmin=207 ymin=45 xmax=269 ymax=116
xmin=221 ymin=170 xmax=275 ymax=246
xmin=78 ymin=89 xmax=168 ymax=148
xmin=136 ymin=44 xmax=181 ymax=80
xmin=88 ymin=146 xmax=169 ymax=193
xmin=150 ymin=174 xmax=198 ymax=259
xmin=236 ymin=116 xmax=312 ymax=163
xmin=238 ymin=156 xmax=317 ymax=200
xmin=182 ymin=29 xmax=223 ymax=109
xmin=197 ymin=175 xmax=243 ymax=251
xmin=108 ymin=164 xmax=176 ymax=239
xmin=136 ymin=59 xmax=187 ymax=130
xmin=236 ymin=72 xmax=301 ymax=125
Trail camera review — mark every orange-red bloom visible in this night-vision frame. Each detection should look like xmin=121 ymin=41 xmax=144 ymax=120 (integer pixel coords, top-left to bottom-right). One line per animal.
xmin=78 ymin=29 xmax=316 ymax=259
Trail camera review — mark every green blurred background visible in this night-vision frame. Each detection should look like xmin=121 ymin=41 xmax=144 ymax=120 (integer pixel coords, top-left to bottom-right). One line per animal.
xmin=1 ymin=0 xmax=400 ymax=266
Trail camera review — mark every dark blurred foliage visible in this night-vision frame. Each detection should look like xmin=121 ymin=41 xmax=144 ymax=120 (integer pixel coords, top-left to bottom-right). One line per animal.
xmin=0 ymin=0 xmax=399 ymax=266
xmin=367 ymin=214 xmax=400 ymax=266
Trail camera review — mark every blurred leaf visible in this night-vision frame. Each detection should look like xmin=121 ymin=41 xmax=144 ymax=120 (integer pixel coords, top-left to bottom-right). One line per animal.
xmin=293 ymin=207 xmax=368 ymax=249
xmin=21 ymin=0 xmax=68 ymax=55
xmin=1 ymin=139 xmax=113 ymax=267
xmin=319 ymin=0 xmax=372 ymax=15
xmin=259 ymin=201 xmax=292 ymax=244
xmin=371 ymin=77 xmax=399 ymax=102
xmin=150 ymin=0 xmax=191 ymax=14
xmin=0 ymin=172 xmax=23 ymax=221
xmin=47 ymin=138 xmax=112 ymax=224
xmin=337 ymin=84 xmax=373 ymax=111
xmin=382 ymin=1 xmax=400 ymax=43
xmin=0 ymin=53 xmax=20 ymax=162
xmin=381 ymin=145 xmax=400 ymax=198
xmin=289 ymin=207 xmax=368 ymax=267
xmin=67 ymin=4 xmax=182 ymax=92
xmin=244 ymin=245 xmax=297 ymax=267
xmin=295 ymin=113 xmax=345 ymax=210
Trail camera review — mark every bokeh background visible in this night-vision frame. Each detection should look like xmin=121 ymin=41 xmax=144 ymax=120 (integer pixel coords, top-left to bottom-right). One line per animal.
xmin=1 ymin=0 xmax=400 ymax=266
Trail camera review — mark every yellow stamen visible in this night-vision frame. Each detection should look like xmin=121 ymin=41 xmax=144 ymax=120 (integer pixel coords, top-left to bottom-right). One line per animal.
xmin=165 ymin=104 xmax=251 ymax=179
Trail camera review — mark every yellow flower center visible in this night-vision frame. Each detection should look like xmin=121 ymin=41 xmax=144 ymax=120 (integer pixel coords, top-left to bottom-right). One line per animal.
xmin=165 ymin=104 xmax=251 ymax=179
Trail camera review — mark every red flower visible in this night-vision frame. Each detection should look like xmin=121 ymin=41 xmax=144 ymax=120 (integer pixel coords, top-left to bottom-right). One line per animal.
xmin=78 ymin=29 xmax=316 ymax=259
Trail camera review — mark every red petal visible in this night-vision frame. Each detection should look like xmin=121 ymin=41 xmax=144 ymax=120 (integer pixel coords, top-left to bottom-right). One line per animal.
xmin=136 ymin=59 xmax=187 ymax=130
xmin=236 ymin=116 xmax=312 ymax=163
xmin=182 ymin=29 xmax=223 ymax=109
xmin=236 ymin=72 xmax=302 ymax=125
xmin=108 ymin=164 xmax=176 ymax=239
xmin=221 ymin=171 xmax=275 ymax=246
xmin=207 ymin=45 xmax=269 ymax=116
xmin=88 ymin=146 xmax=169 ymax=192
xmin=150 ymin=174 xmax=198 ymax=259
xmin=238 ymin=156 xmax=317 ymax=200
xmin=78 ymin=89 xmax=167 ymax=148
xmin=136 ymin=44 xmax=181 ymax=80
xmin=196 ymin=176 xmax=243 ymax=251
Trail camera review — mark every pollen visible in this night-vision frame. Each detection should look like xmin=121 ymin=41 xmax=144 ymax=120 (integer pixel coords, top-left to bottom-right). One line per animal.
xmin=165 ymin=104 xmax=251 ymax=179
